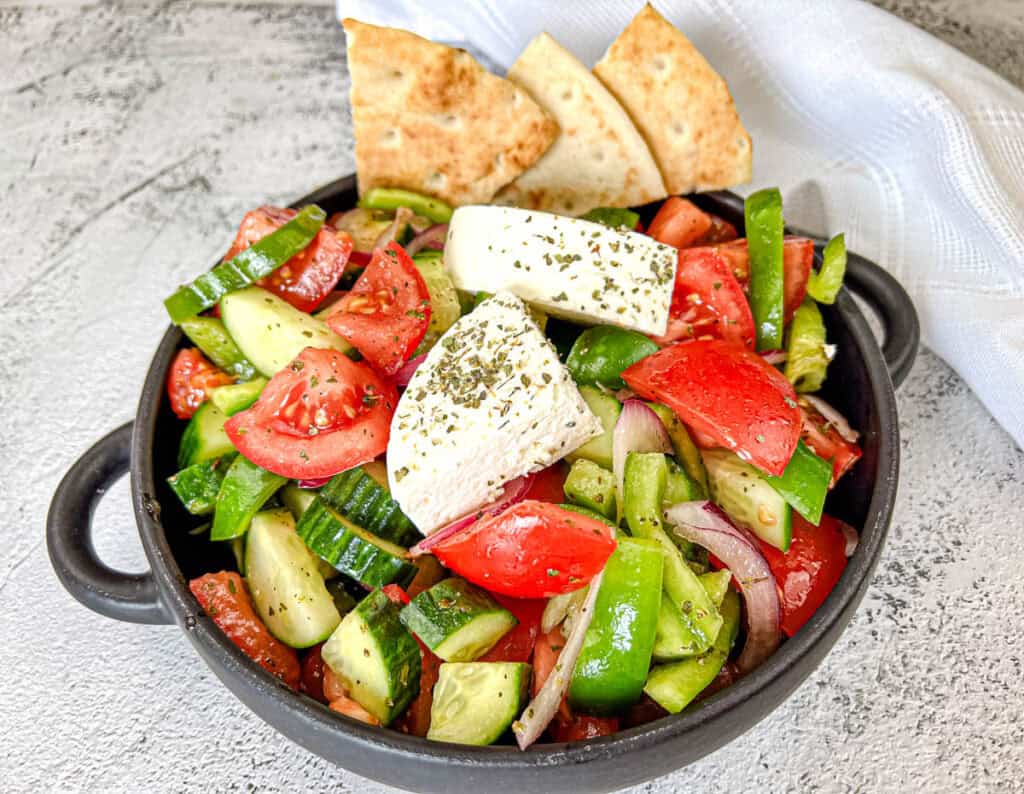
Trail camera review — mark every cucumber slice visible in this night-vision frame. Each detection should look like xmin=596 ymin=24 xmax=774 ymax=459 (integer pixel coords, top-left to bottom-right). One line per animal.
xmin=428 ymin=662 xmax=531 ymax=745
xmin=358 ymin=187 xmax=454 ymax=224
xmin=412 ymin=253 xmax=461 ymax=349
xmin=179 ymin=316 xmax=257 ymax=381
xmin=647 ymin=403 xmax=708 ymax=498
xmin=319 ymin=465 xmax=418 ymax=547
xmin=177 ymin=402 xmax=234 ymax=468
xmin=566 ymin=386 xmax=621 ymax=469
xmin=279 ymin=482 xmax=317 ymax=522
xmin=166 ymin=453 xmax=236 ymax=516
xmin=568 ymin=537 xmax=663 ymax=715
xmin=400 ymin=578 xmax=517 ymax=662
xmin=563 ymin=459 xmax=617 ymax=519
xmin=644 ymin=589 xmax=741 ymax=714
xmin=210 ymin=456 xmax=287 ymax=541
xmin=321 ymin=588 xmax=421 ymax=725
xmin=664 ymin=458 xmax=703 ymax=505
xmin=244 ymin=509 xmax=341 ymax=648
xmin=220 ymin=286 xmax=351 ymax=377
xmin=623 ymin=452 xmax=722 ymax=655
xmin=209 ymin=378 xmax=266 ymax=416
xmin=702 ymin=448 xmax=793 ymax=551
xmin=296 ymin=498 xmax=417 ymax=588
xmin=652 ymin=570 xmax=732 ymax=662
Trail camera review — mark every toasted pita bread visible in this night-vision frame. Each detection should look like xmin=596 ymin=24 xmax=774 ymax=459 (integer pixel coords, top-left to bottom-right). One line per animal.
xmin=496 ymin=33 xmax=666 ymax=216
xmin=593 ymin=4 xmax=752 ymax=194
xmin=343 ymin=19 xmax=559 ymax=207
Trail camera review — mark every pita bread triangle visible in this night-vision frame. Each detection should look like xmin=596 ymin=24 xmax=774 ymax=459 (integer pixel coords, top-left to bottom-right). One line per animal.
xmin=343 ymin=18 xmax=559 ymax=207
xmin=593 ymin=4 xmax=752 ymax=194
xmin=496 ymin=32 xmax=667 ymax=216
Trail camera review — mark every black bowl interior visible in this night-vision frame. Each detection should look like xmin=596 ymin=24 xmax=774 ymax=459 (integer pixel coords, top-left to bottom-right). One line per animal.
xmin=138 ymin=178 xmax=894 ymax=792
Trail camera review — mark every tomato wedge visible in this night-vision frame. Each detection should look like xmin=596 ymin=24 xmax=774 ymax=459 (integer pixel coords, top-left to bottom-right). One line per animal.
xmin=224 ymin=347 xmax=396 ymax=479
xmin=326 ymin=242 xmax=431 ymax=376
xmin=799 ymin=399 xmax=862 ymax=486
xmin=622 ymin=339 xmax=801 ymax=476
xmin=714 ymin=236 xmax=815 ymax=322
xmin=430 ymin=501 xmax=617 ymax=598
xmin=757 ymin=514 xmax=847 ymax=636
xmin=300 ymin=644 xmax=328 ymax=703
xmin=696 ymin=214 xmax=738 ymax=245
xmin=532 ymin=628 xmax=572 ymax=722
xmin=225 ymin=206 xmax=354 ymax=313
xmin=522 ymin=462 xmax=569 ymax=504
xmin=478 ymin=596 xmax=545 ymax=663
xmin=189 ymin=572 xmax=300 ymax=689
xmin=551 ymin=714 xmax=620 ymax=743
xmin=167 ymin=348 xmax=235 ymax=419
xmin=651 ymin=248 xmax=755 ymax=348
xmin=647 ymin=197 xmax=712 ymax=249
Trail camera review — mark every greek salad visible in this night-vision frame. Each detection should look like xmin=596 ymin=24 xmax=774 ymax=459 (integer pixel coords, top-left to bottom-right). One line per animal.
xmin=165 ymin=186 xmax=861 ymax=748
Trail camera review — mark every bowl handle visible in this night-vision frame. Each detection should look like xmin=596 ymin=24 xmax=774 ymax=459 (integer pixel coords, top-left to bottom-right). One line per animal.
xmin=46 ymin=422 xmax=172 ymax=625
xmin=841 ymin=251 xmax=920 ymax=389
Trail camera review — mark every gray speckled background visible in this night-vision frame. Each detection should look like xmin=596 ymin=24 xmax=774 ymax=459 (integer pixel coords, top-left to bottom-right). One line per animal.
xmin=2 ymin=2 xmax=1022 ymax=792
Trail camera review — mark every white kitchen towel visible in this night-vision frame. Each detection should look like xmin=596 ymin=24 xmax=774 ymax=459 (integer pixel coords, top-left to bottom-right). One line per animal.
xmin=337 ymin=0 xmax=1024 ymax=449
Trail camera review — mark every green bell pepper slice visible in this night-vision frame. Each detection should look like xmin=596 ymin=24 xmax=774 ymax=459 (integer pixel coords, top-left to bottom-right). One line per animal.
xmin=744 ymin=188 xmax=785 ymax=351
xmin=164 ymin=205 xmax=326 ymax=323
xmin=358 ymin=187 xmax=453 ymax=224
xmin=568 ymin=536 xmax=664 ymax=715
xmin=807 ymin=233 xmax=847 ymax=305
xmin=581 ymin=207 xmax=640 ymax=230
xmin=179 ymin=316 xmax=257 ymax=381
xmin=785 ymin=298 xmax=830 ymax=393
xmin=764 ymin=440 xmax=832 ymax=525
xmin=566 ymin=326 xmax=660 ymax=389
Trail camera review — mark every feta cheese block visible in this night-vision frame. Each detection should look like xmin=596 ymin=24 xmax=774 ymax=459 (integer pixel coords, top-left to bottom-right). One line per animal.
xmin=444 ymin=205 xmax=678 ymax=336
xmin=388 ymin=292 xmax=603 ymax=534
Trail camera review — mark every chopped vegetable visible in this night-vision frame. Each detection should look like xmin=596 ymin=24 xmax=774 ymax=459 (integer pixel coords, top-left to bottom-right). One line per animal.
xmin=358 ymin=187 xmax=454 ymax=224
xmin=785 ymin=299 xmax=831 ymax=392
xmin=744 ymin=188 xmax=786 ymax=350
xmin=807 ymin=233 xmax=847 ymax=304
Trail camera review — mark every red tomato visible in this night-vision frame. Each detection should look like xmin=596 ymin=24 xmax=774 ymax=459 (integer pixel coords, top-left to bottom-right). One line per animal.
xmin=322 ymin=665 xmax=347 ymax=702
xmin=696 ymin=214 xmax=738 ymax=245
xmin=431 ymin=501 xmax=616 ymax=598
xmin=714 ymin=236 xmax=815 ymax=323
xmin=651 ymin=248 xmax=755 ymax=349
xmin=647 ymin=197 xmax=712 ymax=248
xmin=225 ymin=206 xmax=354 ymax=312
xmin=329 ymin=694 xmax=381 ymax=726
xmin=799 ymin=400 xmax=862 ymax=486
xmin=396 ymin=646 xmax=442 ymax=737
xmin=300 ymin=644 xmax=328 ymax=703
xmin=224 ymin=347 xmax=396 ymax=479
xmin=381 ymin=584 xmax=411 ymax=605
xmin=532 ymin=628 xmax=572 ymax=722
xmin=166 ymin=348 xmax=234 ymax=420
xmin=523 ymin=462 xmax=569 ymax=504
xmin=478 ymin=596 xmax=545 ymax=663
xmin=622 ymin=339 xmax=801 ymax=476
xmin=757 ymin=514 xmax=847 ymax=636
xmin=326 ymin=242 xmax=431 ymax=376
xmin=189 ymin=572 xmax=300 ymax=689
xmin=552 ymin=715 xmax=620 ymax=743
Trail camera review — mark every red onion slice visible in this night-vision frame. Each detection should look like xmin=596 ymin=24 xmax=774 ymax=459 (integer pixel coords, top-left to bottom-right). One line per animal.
xmin=297 ymin=477 xmax=331 ymax=489
xmin=374 ymin=207 xmax=415 ymax=249
xmin=513 ymin=567 xmax=604 ymax=749
xmin=801 ymin=394 xmax=859 ymax=443
xmin=394 ymin=354 xmax=427 ymax=388
xmin=404 ymin=223 xmax=448 ymax=256
xmin=613 ymin=399 xmax=673 ymax=506
xmin=839 ymin=520 xmax=860 ymax=557
xmin=408 ymin=473 xmax=535 ymax=557
xmin=760 ymin=349 xmax=788 ymax=365
xmin=664 ymin=501 xmax=781 ymax=674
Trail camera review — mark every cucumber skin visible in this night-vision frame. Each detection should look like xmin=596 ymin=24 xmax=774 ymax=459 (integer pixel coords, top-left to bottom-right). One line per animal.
xmin=297 ymin=499 xmax=416 ymax=589
xmin=624 ymin=452 xmax=723 ymax=654
xmin=322 ymin=589 xmax=422 ymax=725
xmin=177 ymin=402 xmax=234 ymax=469
xmin=644 ymin=589 xmax=741 ymax=714
xmin=179 ymin=316 xmax=257 ymax=381
xmin=166 ymin=454 xmax=236 ymax=516
xmin=399 ymin=578 xmax=516 ymax=662
xmin=568 ymin=537 xmax=664 ymax=715
xmin=428 ymin=662 xmax=531 ymax=746
xmin=210 ymin=456 xmax=286 ymax=541
xmin=319 ymin=467 xmax=418 ymax=547
xmin=244 ymin=510 xmax=340 ymax=648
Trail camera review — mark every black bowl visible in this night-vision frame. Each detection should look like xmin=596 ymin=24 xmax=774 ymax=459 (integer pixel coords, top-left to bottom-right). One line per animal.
xmin=47 ymin=176 xmax=918 ymax=793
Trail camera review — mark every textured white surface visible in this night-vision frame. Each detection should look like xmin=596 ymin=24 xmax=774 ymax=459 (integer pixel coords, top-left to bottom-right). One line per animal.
xmin=1 ymin=2 xmax=1023 ymax=793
